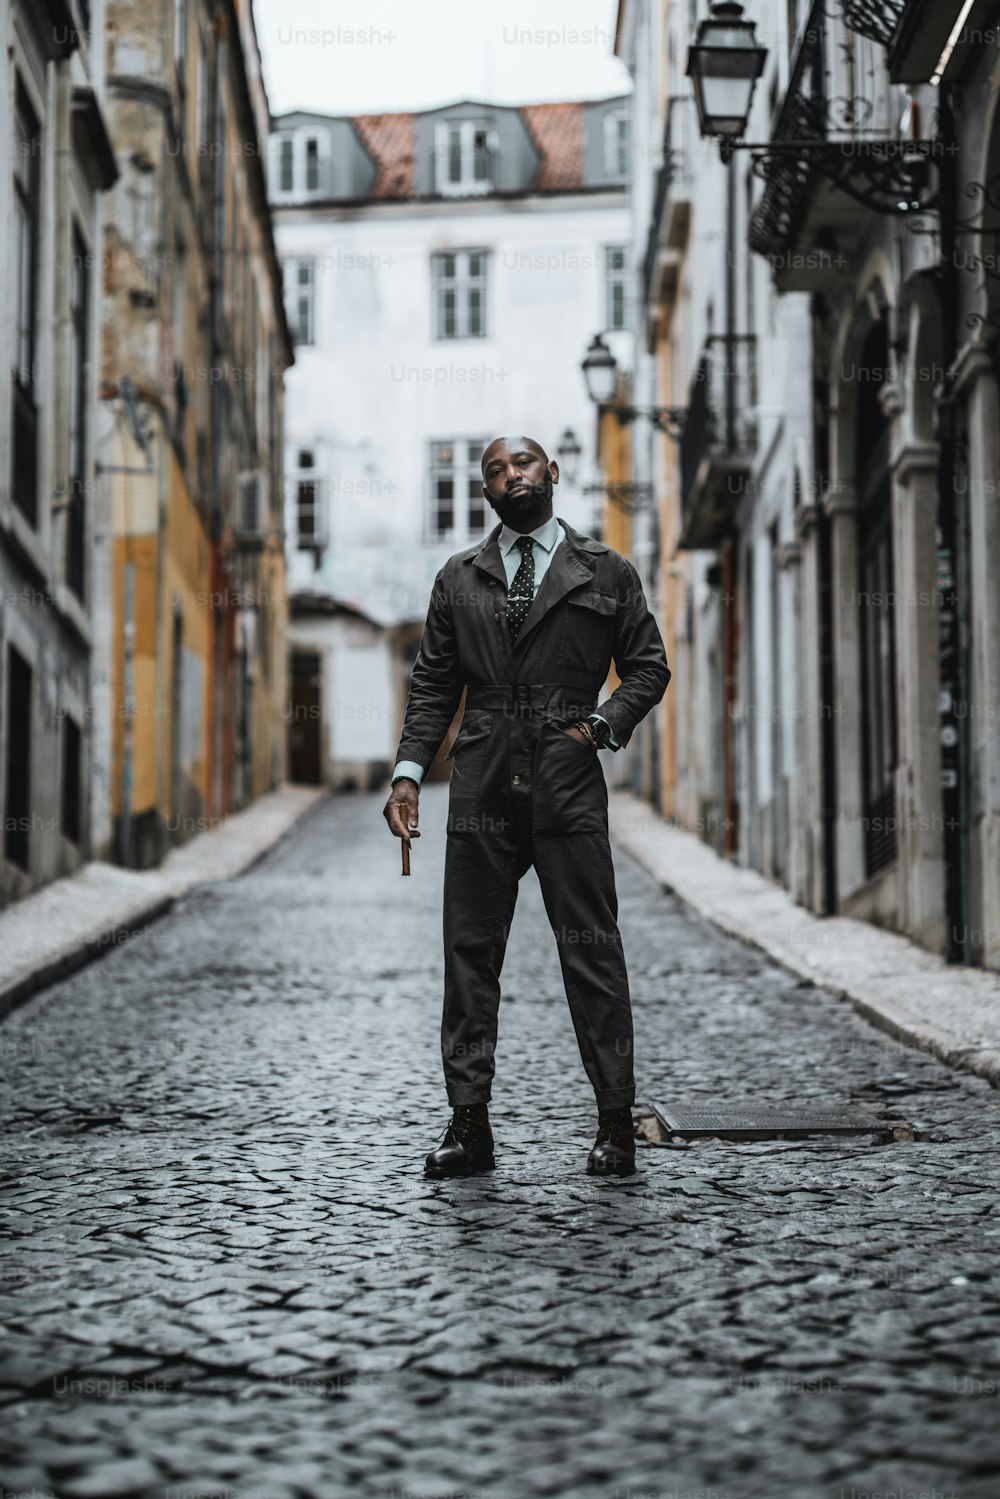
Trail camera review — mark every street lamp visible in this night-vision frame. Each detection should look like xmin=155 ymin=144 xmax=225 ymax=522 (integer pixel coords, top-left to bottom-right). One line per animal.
xmin=581 ymin=335 xmax=619 ymax=407
xmin=686 ymin=1 xmax=766 ymax=149
xmin=556 ymin=427 xmax=582 ymax=486
xmin=580 ymin=333 xmax=686 ymax=440
xmin=684 ymin=0 xmax=940 ymax=222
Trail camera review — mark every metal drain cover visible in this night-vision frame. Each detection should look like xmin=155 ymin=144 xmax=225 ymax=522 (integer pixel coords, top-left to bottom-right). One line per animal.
xmin=649 ymin=1101 xmax=887 ymax=1141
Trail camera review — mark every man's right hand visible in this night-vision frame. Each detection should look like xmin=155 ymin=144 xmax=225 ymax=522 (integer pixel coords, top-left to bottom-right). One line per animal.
xmin=383 ymin=778 xmax=420 ymax=842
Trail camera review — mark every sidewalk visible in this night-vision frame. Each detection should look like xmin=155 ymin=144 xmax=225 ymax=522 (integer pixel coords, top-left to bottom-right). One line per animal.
xmin=610 ymin=789 xmax=1000 ymax=1089
xmin=0 ymin=784 xmax=328 ymax=1022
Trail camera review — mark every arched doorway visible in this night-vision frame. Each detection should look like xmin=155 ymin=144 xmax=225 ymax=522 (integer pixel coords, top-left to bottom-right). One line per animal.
xmin=855 ymin=319 xmax=898 ymax=878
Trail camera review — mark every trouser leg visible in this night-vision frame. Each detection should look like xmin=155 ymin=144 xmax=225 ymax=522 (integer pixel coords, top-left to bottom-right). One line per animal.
xmin=441 ymin=817 xmax=530 ymax=1104
xmin=532 ymin=829 xmax=635 ymax=1110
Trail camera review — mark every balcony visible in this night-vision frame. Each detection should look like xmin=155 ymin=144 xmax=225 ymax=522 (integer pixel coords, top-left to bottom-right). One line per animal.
xmin=747 ymin=0 xmax=910 ymax=292
xmin=642 ymin=98 xmax=694 ymax=346
xmin=678 ymin=335 xmax=757 ymax=550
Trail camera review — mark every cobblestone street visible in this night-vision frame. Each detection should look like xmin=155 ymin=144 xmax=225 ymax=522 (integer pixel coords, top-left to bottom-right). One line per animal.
xmin=2 ymin=786 xmax=1000 ymax=1499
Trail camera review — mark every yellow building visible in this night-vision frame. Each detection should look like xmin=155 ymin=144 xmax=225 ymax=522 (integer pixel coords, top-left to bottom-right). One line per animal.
xmin=97 ymin=0 xmax=293 ymax=866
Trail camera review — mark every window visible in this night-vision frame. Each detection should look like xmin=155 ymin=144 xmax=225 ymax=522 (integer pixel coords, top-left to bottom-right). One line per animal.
xmin=195 ymin=27 xmax=209 ymax=161
xmin=61 ymin=716 xmax=81 ymax=846
xmin=12 ymin=80 xmax=40 ymax=525
xmin=67 ymin=222 xmax=89 ymax=600
xmin=605 ymin=245 xmax=631 ymax=331
xmin=429 ymin=439 xmax=490 ymax=540
xmin=279 ymin=137 xmax=293 ymax=192
xmin=295 ymin=449 xmax=322 ymax=548
xmin=5 ymin=645 xmax=32 ymax=872
xmin=305 ymin=137 xmax=320 ymax=191
xmin=604 ymin=109 xmax=630 ymax=179
xmin=284 ymin=258 xmax=315 ymax=345
xmin=239 ymin=471 xmax=260 ymax=534
xmin=433 ymin=250 xmax=487 ymax=339
xmin=435 ymin=119 xmax=493 ymax=195
xmin=174 ymin=0 xmax=187 ymax=90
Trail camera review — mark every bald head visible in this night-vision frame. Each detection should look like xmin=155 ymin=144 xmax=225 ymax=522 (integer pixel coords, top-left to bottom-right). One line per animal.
xmin=481 ymin=435 xmax=548 ymax=476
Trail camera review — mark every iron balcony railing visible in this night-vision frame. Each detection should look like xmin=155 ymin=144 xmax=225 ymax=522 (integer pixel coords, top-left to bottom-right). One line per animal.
xmin=12 ymin=379 xmax=37 ymax=526
xmin=840 ymin=0 xmax=906 ymax=48
xmin=748 ymin=0 xmax=827 ymax=261
xmin=680 ymin=334 xmax=758 ymax=527
xmin=642 ymin=96 xmax=694 ymax=310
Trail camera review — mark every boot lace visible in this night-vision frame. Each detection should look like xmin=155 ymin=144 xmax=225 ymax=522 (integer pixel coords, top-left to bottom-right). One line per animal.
xmin=449 ymin=1106 xmax=486 ymax=1143
xmin=595 ymin=1109 xmax=633 ymax=1147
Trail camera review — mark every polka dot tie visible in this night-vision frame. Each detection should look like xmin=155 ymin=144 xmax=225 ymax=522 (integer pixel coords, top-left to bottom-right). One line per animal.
xmin=506 ymin=535 xmax=536 ymax=645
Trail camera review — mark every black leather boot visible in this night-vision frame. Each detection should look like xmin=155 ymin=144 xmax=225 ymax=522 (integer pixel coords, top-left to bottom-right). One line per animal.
xmin=424 ymin=1104 xmax=495 ymax=1177
xmin=586 ymin=1106 xmax=636 ymax=1176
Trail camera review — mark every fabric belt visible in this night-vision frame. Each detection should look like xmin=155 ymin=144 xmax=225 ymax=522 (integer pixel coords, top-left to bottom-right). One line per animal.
xmin=465 ymin=683 xmax=597 ymax=717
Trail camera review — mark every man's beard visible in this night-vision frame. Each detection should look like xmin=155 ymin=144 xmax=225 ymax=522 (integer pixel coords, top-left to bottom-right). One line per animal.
xmin=490 ymin=473 xmax=553 ymax=531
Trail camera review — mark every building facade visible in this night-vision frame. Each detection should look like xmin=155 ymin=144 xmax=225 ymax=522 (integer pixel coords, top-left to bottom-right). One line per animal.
xmin=625 ymin=0 xmax=1000 ymax=970
xmin=269 ymin=96 xmax=634 ymax=790
xmin=94 ymin=0 xmax=293 ymax=868
xmin=0 ymin=0 xmax=117 ymax=903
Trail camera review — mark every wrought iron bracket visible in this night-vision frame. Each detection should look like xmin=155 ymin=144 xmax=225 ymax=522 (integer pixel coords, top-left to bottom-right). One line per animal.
xmin=583 ymin=481 xmax=657 ymax=513
xmin=722 ymin=135 xmax=942 ymax=218
xmin=600 ymin=402 xmax=688 ymax=441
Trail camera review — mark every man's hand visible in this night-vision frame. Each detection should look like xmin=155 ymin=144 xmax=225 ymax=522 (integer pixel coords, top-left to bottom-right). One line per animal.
xmin=384 ymin=778 xmax=420 ymax=841
xmin=561 ymin=725 xmax=597 ymax=749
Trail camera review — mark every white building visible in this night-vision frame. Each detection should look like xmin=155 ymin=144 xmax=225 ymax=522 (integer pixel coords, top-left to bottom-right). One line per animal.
xmin=269 ymin=96 xmax=633 ymax=789
xmin=626 ymin=0 xmax=1000 ymax=972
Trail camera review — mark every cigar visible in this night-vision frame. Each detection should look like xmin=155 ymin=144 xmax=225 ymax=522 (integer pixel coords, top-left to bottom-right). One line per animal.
xmin=401 ymin=837 xmax=411 ymax=877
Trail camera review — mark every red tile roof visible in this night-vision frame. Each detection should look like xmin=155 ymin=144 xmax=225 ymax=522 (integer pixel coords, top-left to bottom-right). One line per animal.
xmin=349 ymin=100 xmax=604 ymax=201
xmin=351 ymin=113 xmax=417 ymax=199
xmin=520 ymin=103 xmax=586 ymax=192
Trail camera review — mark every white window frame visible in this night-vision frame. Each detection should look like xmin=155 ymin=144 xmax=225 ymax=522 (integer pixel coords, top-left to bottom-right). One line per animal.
xmin=283 ymin=257 xmax=315 ymax=346
xmin=432 ymin=250 xmax=488 ymax=340
xmin=604 ymin=244 xmax=632 ymax=332
xmin=603 ymin=109 xmax=629 ymax=180
xmin=304 ymin=135 xmax=322 ymax=192
xmin=434 ymin=119 xmax=495 ymax=196
xmin=277 ymin=136 xmax=294 ymax=192
xmin=428 ymin=438 xmax=491 ymax=541
xmin=293 ymin=448 xmax=325 ymax=549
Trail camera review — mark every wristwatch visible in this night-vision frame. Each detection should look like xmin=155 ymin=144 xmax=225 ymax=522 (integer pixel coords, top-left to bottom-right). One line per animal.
xmin=586 ymin=715 xmax=614 ymax=749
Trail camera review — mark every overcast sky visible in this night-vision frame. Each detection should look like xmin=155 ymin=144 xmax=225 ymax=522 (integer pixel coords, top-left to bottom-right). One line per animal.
xmin=253 ymin=0 xmax=631 ymax=117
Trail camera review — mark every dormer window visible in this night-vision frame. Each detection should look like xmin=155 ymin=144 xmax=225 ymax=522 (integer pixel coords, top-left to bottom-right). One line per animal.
xmin=274 ymin=132 xmax=326 ymax=196
xmin=435 ymin=119 xmax=494 ymax=195
xmin=603 ymin=109 xmax=630 ymax=180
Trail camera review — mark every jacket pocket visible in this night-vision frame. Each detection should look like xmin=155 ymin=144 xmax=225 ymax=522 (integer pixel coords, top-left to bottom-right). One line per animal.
xmin=444 ymin=711 xmax=493 ymax=761
xmin=558 ymin=590 xmax=617 ymax=673
xmin=566 ymin=590 xmax=617 ymax=616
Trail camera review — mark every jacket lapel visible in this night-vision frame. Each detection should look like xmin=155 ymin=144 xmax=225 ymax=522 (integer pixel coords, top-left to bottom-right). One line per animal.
xmin=465 ymin=515 xmax=605 ymax=654
xmin=511 ymin=517 xmax=600 ymax=654
xmin=467 ymin=523 xmax=507 ymax=587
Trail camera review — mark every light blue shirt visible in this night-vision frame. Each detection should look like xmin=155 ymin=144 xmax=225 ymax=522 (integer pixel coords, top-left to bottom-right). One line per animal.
xmin=391 ymin=515 xmax=618 ymax=785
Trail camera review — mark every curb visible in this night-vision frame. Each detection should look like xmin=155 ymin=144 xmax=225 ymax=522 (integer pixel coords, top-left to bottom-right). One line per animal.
xmin=0 ymin=787 xmax=328 ymax=1025
xmin=610 ymin=792 xmax=1000 ymax=1092
xmin=0 ymin=893 xmax=178 ymax=1024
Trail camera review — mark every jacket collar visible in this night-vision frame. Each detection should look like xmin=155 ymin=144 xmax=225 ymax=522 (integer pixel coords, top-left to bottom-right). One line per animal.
xmin=463 ymin=516 xmax=608 ymax=653
xmin=497 ymin=511 xmax=561 ymax=559
xmin=463 ymin=514 xmax=607 ymax=576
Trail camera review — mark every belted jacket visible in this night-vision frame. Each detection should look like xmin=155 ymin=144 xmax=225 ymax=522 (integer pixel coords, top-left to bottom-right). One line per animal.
xmin=393 ymin=517 xmax=670 ymax=776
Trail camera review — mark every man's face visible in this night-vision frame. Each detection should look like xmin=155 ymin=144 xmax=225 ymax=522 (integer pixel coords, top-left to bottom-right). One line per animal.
xmin=482 ymin=439 xmax=558 ymax=532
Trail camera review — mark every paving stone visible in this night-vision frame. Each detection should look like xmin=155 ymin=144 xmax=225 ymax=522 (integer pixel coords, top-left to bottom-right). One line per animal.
xmin=0 ymin=787 xmax=999 ymax=1498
